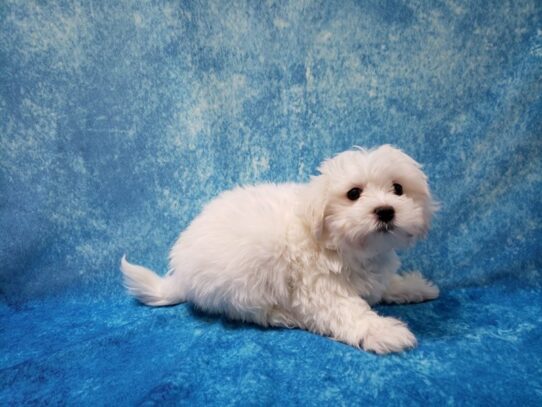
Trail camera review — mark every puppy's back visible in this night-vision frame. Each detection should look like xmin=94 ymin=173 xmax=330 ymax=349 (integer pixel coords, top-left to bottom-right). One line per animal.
xmin=167 ymin=183 xmax=302 ymax=323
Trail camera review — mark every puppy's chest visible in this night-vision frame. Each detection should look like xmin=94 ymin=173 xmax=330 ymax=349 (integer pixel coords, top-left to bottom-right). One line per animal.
xmin=347 ymin=260 xmax=394 ymax=304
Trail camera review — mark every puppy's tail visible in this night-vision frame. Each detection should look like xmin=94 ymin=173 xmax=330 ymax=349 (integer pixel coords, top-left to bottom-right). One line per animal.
xmin=120 ymin=255 xmax=184 ymax=307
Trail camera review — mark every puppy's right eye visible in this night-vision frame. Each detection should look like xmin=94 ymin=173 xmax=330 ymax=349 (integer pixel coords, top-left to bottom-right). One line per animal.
xmin=347 ymin=187 xmax=362 ymax=201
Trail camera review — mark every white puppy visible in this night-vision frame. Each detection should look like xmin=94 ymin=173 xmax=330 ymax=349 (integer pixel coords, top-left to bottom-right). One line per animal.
xmin=121 ymin=145 xmax=439 ymax=354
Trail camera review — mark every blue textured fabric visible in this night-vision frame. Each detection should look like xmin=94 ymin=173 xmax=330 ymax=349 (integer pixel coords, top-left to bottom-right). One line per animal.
xmin=1 ymin=0 xmax=541 ymax=405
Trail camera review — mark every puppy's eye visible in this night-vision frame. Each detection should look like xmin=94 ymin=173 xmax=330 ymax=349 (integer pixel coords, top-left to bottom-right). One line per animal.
xmin=347 ymin=187 xmax=362 ymax=201
xmin=393 ymin=183 xmax=403 ymax=196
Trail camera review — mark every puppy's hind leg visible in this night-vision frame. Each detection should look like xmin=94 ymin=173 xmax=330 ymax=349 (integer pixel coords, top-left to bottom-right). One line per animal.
xmin=382 ymin=272 xmax=439 ymax=304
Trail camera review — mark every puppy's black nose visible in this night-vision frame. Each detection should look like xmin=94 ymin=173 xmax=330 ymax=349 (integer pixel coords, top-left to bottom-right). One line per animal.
xmin=374 ymin=206 xmax=395 ymax=223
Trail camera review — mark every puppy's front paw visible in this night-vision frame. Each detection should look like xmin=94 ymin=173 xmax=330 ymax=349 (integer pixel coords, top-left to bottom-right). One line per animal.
xmin=383 ymin=272 xmax=440 ymax=304
xmin=404 ymin=271 xmax=440 ymax=302
xmin=361 ymin=317 xmax=417 ymax=354
xmin=420 ymin=280 xmax=440 ymax=301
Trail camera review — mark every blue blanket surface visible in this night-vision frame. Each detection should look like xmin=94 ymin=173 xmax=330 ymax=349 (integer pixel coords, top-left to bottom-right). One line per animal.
xmin=1 ymin=1 xmax=541 ymax=405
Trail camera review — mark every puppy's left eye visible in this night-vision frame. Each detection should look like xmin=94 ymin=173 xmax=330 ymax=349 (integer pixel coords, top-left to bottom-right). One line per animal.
xmin=393 ymin=183 xmax=403 ymax=196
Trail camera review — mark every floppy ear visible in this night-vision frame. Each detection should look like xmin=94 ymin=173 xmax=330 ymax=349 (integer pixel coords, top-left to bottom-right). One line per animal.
xmin=303 ymin=174 xmax=329 ymax=241
xmin=421 ymin=190 xmax=440 ymax=236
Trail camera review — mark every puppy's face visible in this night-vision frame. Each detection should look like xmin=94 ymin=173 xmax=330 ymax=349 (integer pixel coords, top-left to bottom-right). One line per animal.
xmin=307 ymin=145 xmax=437 ymax=256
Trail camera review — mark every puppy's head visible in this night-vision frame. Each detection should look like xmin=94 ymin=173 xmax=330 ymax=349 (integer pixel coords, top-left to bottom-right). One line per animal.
xmin=305 ymin=145 xmax=437 ymax=256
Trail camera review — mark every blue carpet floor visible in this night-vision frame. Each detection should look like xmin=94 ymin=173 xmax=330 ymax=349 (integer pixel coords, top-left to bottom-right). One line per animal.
xmin=1 ymin=0 xmax=541 ymax=405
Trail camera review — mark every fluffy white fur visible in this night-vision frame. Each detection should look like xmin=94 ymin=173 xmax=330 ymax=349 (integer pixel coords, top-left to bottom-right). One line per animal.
xmin=121 ymin=145 xmax=439 ymax=354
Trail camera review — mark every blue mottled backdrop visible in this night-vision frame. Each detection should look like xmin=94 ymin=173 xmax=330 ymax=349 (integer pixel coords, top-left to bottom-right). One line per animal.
xmin=1 ymin=0 xmax=541 ymax=405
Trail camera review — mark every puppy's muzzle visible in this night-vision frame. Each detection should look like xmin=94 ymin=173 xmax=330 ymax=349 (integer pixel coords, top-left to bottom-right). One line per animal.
xmin=374 ymin=206 xmax=395 ymax=223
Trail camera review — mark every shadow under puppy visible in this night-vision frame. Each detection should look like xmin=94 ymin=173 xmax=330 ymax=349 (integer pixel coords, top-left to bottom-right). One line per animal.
xmin=121 ymin=145 xmax=439 ymax=354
